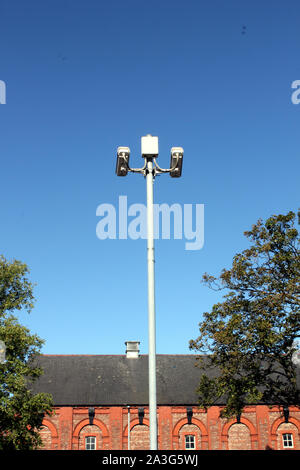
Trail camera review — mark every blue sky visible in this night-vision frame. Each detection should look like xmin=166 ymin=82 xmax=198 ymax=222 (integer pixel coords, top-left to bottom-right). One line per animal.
xmin=0 ymin=0 xmax=299 ymax=355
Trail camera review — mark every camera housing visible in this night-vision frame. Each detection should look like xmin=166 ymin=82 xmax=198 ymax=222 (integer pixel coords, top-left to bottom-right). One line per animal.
xmin=170 ymin=147 xmax=183 ymax=177
xmin=116 ymin=146 xmax=130 ymax=176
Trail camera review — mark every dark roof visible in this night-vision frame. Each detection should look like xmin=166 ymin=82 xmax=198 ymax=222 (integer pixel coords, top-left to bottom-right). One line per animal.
xmin=29 ymin=354 xmax=209 ymax=406
xmin=29 ymin=354 xmax=300 ymax=407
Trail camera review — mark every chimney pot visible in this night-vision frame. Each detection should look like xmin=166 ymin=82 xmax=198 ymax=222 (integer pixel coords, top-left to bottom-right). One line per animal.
xmin=125 ymin=341 xmax=140 ymax=358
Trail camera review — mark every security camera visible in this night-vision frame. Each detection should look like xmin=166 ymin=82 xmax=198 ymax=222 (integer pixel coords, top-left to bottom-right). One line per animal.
xmin=141 ymin=135 xmax=159 ymax=158
xmin=116 ymin=146 xmax=130 ymax=176
xmin=170 ymin=147 xmax=183 ymax=177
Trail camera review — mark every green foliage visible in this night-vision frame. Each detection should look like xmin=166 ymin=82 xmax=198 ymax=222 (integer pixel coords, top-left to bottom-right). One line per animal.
xmin=190 ymin=211 xmax=300 ymax=418
xmin=0 ymin=256 xmax=53 ymax=450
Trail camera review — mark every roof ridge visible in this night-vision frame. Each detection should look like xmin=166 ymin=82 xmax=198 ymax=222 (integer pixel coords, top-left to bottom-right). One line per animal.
xmin=40 ymin=353 xmax=200 ymax=357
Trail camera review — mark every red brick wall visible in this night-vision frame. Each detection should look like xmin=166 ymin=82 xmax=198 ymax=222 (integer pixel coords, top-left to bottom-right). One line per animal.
xmin=179 ymin=424 xmax=201 ymax=450
xmin=78 ymin=424 xmax=103 ymax=450
xmin=228 ymin=423 xmax=251 ymax=450
xmin=38 ymin=405 xmax=300 ymax=451
xmin=276 ymin=422 xmax=300 ymax=450
xmin=130 ymin=424 xmax=150 ymax=450
xmin=39 ymin=425 xmax=52 ymax=450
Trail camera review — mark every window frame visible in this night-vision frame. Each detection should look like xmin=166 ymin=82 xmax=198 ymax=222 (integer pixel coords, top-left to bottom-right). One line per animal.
xmin=184 ymin=433 xmax=196 ymax=450
xmin=282 ymin=433 xmax=294 ymax=449
xmin=85 ymin=435 xmax=97 ymax=450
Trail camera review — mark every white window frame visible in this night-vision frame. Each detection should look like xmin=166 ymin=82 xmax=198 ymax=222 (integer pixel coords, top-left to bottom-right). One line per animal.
xmin=85 ymin=435 xmax=96 ymax=450
xmin=282 ymin=433 xmax=294 ymax=449
xmin=185 ymin=434 xmax=196 ymax=450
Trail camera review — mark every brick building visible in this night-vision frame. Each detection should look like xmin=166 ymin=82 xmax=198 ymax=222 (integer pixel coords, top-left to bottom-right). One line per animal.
xmin=30 ymin=341 xmax=300 ymax=451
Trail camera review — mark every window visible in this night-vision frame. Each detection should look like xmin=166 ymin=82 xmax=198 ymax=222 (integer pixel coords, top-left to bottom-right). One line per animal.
xmin=85 ymin=436 xmax=96 ymax=450
xmin=282 ymin=433 xmax=294 ymax=448
xmin=185 ymin=434 xmax=196 ymax=450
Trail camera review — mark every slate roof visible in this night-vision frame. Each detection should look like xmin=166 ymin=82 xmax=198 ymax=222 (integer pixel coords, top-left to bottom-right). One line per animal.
xmin=29 ymin=354 xmax=300 ymax=407
xmin=29 ymin=354 xmax=211 ymax=406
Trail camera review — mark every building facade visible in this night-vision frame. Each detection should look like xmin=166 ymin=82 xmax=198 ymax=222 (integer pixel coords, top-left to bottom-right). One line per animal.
xmin=31 ymin=342 xmax=300 ymax=451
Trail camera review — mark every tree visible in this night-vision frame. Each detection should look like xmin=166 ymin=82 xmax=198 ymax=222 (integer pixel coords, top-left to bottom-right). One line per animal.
xmin=189 ymin=211 xmax=300 ymax=419
xmin=0 ymin=255 xmax=53 ymax=450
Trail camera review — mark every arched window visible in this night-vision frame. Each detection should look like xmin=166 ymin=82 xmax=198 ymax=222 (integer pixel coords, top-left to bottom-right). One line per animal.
xmin=270 ymin=415 xmax=300 ymax=450
xmin=179 ymin=424 xmax=201 ymax=450
xmin=78 ymin=424 xmax=102 ymax=450
xmin=277 ymin=422 xmax=299 ymax=450
xmin=172 ymin=416 xmax=208 ymax=450
xmin=73 ymin=418 xmax=109 ymax=450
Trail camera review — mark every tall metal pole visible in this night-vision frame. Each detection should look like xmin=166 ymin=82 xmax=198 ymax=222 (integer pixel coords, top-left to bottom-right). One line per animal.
xmin=146 ymin=157 xmax=157 ymax=450
xmin=116 ymin=136 xmax=183 ymax=451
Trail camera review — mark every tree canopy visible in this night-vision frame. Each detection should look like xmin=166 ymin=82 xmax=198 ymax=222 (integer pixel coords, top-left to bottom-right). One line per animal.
xmin=0 ymin=255 xmax=53 ymax=450
xmin=190 ymin=211 xmax=300 ymax=418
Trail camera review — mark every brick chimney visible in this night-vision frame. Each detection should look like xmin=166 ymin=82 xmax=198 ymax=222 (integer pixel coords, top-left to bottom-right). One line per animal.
xmin=125 ymin=341 xmax=140 ymax=358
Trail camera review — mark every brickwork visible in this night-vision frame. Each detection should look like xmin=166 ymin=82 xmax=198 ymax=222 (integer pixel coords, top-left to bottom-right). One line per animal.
xmin=276 ymin=422 xmax=300 ymax=450
xmin=39 ymin=425 xmax=52 ymax=450
xmin=130 ymin=424 xmax=150 ymax=450
xmin=179 ymin=424 xmax=201 ymax=450
xmin=38 ymin=405 xmax=300 ymax=451
xmin=228 ymin=423 xmax=251 ymax=450
xmin=78 ymin=424 xmax=102 ymax=450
